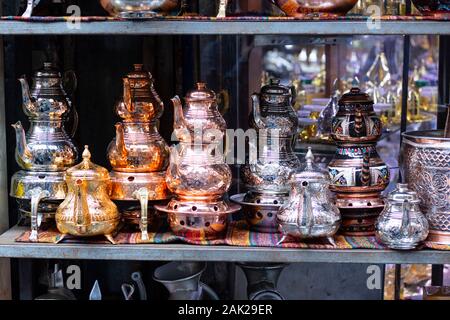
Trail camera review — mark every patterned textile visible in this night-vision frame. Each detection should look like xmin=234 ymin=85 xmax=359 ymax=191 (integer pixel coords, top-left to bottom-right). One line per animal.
xmin=16 ymin=220 xmax=386 ymax=249
xmin=1 ymin=14 xmax=450 ymax=22
xmin=424 ymin=241 xmax=450 ymax=251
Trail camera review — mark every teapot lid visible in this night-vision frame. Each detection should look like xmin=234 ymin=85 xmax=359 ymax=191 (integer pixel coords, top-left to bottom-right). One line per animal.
xmin=387 ymin=183 xmax=420 ymax=203
xmin=339 ymin=87 xmax=373 ymax=105
xmin=34 ymin=62 xmax=62 ymax=79
xmin=260 ymin=78 xmax=291 ymax=96
xmin=185 ymin=82 xmax=216 ymax=101
xmin=126 ymin=64 xmax=153 ymax=80
xmin=293 ymin=148 xmax=329 ymax=182
xmin=66 ymin=146 xmax=110 ymax=181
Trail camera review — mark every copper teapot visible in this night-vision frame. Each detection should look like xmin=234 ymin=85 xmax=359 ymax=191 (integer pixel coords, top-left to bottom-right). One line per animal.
xmin=14 ymin=62 xmax=78 ymax=171
xmin=171 ymin=83 xmax=227 ymax=143
xmin=56 ymin=146 xmax=119 ymax=243
xmin=107 ymin=64 xmax=170 ymax=172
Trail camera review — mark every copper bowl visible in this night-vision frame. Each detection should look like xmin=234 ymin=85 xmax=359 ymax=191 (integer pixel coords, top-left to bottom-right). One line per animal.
xmin=273 ymin=0 xmax=359 ymax=16
xmin=411 ymin=0 xmax=450 ymax=15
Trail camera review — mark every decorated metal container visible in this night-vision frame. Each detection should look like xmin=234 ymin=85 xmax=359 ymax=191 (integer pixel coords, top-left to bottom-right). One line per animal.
xmin=401 ymin=130 xmax=450 ymax=245
xmin=56 ymin=146 xmax=119 ymax=243
xmin=14 ymin=62 xmax=78 ymax=172
xmin=278 ymin=148 xmax=340 ymax=239
xmin=375 ymin=183 xmax=429 ymax=250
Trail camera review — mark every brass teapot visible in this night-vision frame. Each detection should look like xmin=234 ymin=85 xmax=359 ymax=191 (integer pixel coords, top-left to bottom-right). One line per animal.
xmin=14 ymin=62 xmax=78 ymax=171
xmin=107 ymin=64 xmax=170 ymax=172
xmin=56 ymin=146 xmax=119 ymax=243
xmin=277 ymin=148 xmax=340 ymax=239
xmin=171 ymin=82 xmax=227 ymax=143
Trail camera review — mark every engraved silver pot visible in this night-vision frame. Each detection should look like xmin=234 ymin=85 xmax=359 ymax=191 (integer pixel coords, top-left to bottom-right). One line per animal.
xmin=401 ymin=130 xmax=450 ymax=245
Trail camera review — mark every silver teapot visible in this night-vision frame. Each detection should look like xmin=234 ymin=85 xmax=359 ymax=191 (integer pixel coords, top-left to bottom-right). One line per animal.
xmin=277 ymin=148 xmax=340 ymax=239
xmin=14 ymin=62 xmax=78 ymax=172
xmin=375 ymin=183 xmax=429 ymax=250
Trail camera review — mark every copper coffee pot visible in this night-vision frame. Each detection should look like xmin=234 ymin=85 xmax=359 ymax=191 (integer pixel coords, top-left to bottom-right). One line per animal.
xmin=328 ymin=87 xmax=389 ymax=235
xmin=156 ymin=82 xmax=240 ymax=241
xmin=56 ymin=146 xmax=119 ymax=243
xmin=108 ymin=64 xmax=170 ymax=240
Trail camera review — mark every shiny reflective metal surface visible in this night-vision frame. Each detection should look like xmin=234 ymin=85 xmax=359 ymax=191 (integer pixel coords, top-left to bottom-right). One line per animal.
xmin=230 ymin=193 xmax=283 ymax=234
xmin=172 ymin=82 xmax=227 ymax=143
xmin=273 ymin=0 xmax=359 ymax=16
xmin=237 ymin=263 xmax=286 ymax=300
xmin=56 ymin=146 xmax=119 ymax=243
xmin=278 ymin=148 xmax=340 ymax=239
xmin=14 ymin=62 xmax=78 ymax=172
xmin=153 ymin=262 xmax=219 ymax=300
xmin=375 ymin=183 xmax=429 ymax=250
xmin=411 ymin=0 xmax=450 ymax=14
xmin=110 ymin=171 xmax=169 ymax=201
xmin=166 ymin=143 xmax=232 ymax=200
xmin=328 ymin=87 xmax=388 ymax=235
xmin=157 ymin=83 xmax=239 ymax=239
xmin=401 ymin=130 xmax=450 ymax=245
xmin=100 ymin=0 xmax=179 ymax=18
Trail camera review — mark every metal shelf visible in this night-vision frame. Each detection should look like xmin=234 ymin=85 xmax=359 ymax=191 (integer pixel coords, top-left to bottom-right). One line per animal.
xmin=1 ymin=20 xmax=450 ymax=35
xmin=0 ymin=226 xmax=449 ymax=263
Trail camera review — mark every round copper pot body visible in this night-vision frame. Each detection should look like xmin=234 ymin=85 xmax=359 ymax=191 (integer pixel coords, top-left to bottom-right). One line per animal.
xmin=100 ymin=0 xmax=179 ymax=17
xmin=108 ymin=122 xmax=170 ymax=173
xmin=401 ymin=130 xmax=450 ymax=245
xmin=155 ymin=199 xmax=240 ymax=241
xmin=109 ymin=171 xmax=169 ymax=201
xmin=273 ymin=0 xmax=359 ymax=16
xmin=411 ymin=0 xmax=450 ymax=14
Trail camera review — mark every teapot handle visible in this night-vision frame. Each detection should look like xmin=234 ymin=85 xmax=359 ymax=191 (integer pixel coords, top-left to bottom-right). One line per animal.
xmin=400 ymin=199 xmax=411 ymax=237
xmin=69 ymin=107 xmax=79 ymax=138
xmin=218 ymin=89 xmax=229 ymax=116
xmin=63 ymin=70 xmax=77 ymax=97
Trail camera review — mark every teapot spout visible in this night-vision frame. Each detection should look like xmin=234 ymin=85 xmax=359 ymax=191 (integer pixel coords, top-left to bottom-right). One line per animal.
xmin=115 ymin=122 xmax=127 ymax=160
xmin=18 ymin=76 xmax=34 ymax=113
xmin=171 ymin=95 xmax=187 ymax=137
xmin=11 ymin=121 xmax=32 ymax=168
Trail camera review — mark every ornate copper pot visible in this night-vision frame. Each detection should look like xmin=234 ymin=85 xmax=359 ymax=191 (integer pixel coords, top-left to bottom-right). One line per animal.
xmin=272 ymin=0 xmax=359 ymax=16
xmin=56 ymin=146 xmax=119 ymax=243
xmin=100 ymin=0 xmax=180 ymax=18
xmin=328 ymin=87 xmax=388 ymax=236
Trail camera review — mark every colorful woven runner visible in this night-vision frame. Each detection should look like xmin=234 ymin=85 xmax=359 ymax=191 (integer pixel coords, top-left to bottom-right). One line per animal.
xmin=16 ymin=220 xmax=386 ymax=250
xmin=1 ymin=14 xmax=450 ymax=22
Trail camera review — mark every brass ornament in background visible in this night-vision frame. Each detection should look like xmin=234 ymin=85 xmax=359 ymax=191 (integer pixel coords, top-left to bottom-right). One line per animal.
xmin=56 ymin=146 xmax=120 ymax=244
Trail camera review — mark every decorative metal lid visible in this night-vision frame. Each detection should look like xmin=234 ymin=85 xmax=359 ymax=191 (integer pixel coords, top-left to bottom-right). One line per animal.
xmin=339 ymin=87 xmax=373 ymax=105
xmin=185 ymin=82 xmax=216 ymax=101
xmin=127 ymin=64 xmax=153 ymax=80
xmin=260 ymin=78 xmax=291 ymax=96
xmin=66 ymin=146 xmax=110 ymax=181
xmin=293 ymin=147 xmax=329 ymax=182
xmin=387 ymin=183 xmax=420 ymax=204
xmin=34 ymin=62 xmax=61 ymax=79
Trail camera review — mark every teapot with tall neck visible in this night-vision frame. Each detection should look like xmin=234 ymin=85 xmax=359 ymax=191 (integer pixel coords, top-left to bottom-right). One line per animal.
xmin=107 ymin=64 xmax=169 ymax=173
xmin=15 ymin=62 xmax=78 ymax=172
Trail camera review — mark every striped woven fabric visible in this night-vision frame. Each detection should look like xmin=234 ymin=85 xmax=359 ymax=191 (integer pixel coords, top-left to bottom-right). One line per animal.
xmin=1 ymin=14 xmax=450 ymax=22
xmin=16 ymin=220 xmax=387 ymax=249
